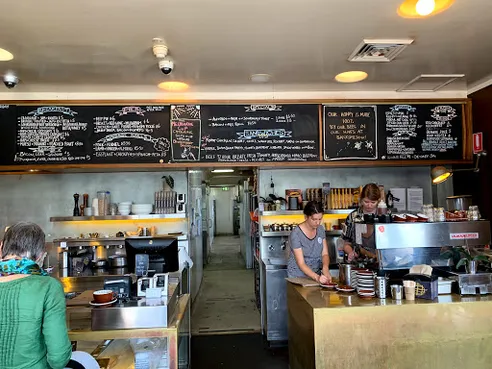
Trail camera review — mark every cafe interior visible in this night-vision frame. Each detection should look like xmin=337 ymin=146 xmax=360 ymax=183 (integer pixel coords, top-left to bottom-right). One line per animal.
xmin=1 ymin=0 xmax=492 ymax=368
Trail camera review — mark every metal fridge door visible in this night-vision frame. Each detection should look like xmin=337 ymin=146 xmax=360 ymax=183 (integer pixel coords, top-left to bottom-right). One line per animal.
xmin=265 ymin=268 xmax=288 ymax=342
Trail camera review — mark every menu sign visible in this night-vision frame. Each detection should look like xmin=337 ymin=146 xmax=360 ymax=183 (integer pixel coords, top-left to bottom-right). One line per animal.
xmin=323 ymin=105 xmax=377 ymax=160
xmin=379 ymin=104 xmax=462 ymax=160
xmin=170 ymin=105 xmax=201 ymax=161
xmin=15 ymin=106 xmax=91 ymax=163
xmin=13 ymin=105 xmax=171 ymax=164
xmin=200 ymin=104 xmax=319 ymax=162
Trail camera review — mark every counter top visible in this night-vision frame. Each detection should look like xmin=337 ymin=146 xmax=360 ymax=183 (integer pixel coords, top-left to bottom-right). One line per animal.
xmin=289 ymin=282 xmax=492 ymax=309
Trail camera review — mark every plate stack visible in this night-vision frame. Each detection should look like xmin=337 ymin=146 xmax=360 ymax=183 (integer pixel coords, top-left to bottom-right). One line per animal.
xmin=356 ymin=270 xmax=375 ymax=298
xmin=118 ymin=202 xmax=132 ymax=215
xmin=350 ymin=269 xmax=358 ymax=289
xmin=131 ymin=203 xmax=153 ymax=215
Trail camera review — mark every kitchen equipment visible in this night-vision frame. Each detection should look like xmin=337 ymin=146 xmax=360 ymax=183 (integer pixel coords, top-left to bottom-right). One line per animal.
xmin=390 ymin=285 xmax=403 ymax=300
xmin=177 ymin=193 xmax=187 ymax=203
xmin=446 ymin=195 xmax=472 ymax=212
xmin=94 ymin=259 xmax=108 ymax=268
xmin=374 ymin=276 xmax=388 ymax=298
xmin=286 ymin=189 xmax=302 ymax=210
xmin=338 ymin=263 xmax=352 ymax=286
xmin=109 ymin=255 xmax=127 ymax=268
xmin=73 ymin=193 xmax=80 ymax=216
xmin=138 ymin=227 xmax=152 ymax=236
xmin=103 ymin=276 xmax=132 ymax=299
xmin=288 ymin=196 xmax=299 ymax=211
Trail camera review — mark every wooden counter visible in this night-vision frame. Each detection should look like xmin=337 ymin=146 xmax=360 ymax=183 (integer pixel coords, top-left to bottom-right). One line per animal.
xmin=287 ymin=282 xmax=492 ymax=369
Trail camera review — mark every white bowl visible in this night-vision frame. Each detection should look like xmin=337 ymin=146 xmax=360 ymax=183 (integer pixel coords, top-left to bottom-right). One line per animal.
xmin=119 ymin=202 xmax=132 ymax=206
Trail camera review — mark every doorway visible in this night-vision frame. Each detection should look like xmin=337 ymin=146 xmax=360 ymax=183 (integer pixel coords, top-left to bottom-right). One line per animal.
xmin=191 ymin=169 xmax=260 ymax=336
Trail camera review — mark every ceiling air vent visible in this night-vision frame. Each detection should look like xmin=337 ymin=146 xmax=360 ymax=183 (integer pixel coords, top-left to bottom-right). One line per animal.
xmin=397 ymin=74 xmax=465 ymax=92
xmin=348 ymin=39 xmax=414 ymax=63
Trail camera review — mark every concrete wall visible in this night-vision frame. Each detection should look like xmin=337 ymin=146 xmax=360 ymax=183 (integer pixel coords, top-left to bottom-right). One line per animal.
xmin=0 ymin=171 xmax=188 ymax=240
xmin=258 ymin=166 xmax=439 ymax=205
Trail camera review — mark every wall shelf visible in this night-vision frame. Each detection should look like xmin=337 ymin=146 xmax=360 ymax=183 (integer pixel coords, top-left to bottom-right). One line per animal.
xmin=260 ymin=209 xmax=353 ymax=216
xmin=50 ymin=214 xmax=187 ymax=222
xmin=261 ymin=231 xmax=291 ymax=237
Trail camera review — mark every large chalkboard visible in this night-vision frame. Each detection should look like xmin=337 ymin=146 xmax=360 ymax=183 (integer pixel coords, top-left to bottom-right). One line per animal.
xmin=379 ymin=104 xmax=463 ymax=160
xmin=323 ymin=105 xmax=377 ymax=160
xmin=11 ymin=105 xmax=171 ymax=164
xmin=0 ymin=105 xmax=17 ymax=165
xmin=170 ymin=105 xmax=201 ymax=161
xmin=200 ymin=104 xmax=320 ymax=162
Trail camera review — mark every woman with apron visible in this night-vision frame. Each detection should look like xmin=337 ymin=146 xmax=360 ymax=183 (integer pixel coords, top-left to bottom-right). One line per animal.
xmin=341 ymin=183 xmax=381 ymax=262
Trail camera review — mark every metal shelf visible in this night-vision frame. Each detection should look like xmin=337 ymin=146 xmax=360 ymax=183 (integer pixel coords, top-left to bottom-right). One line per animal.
xmin=260 ymin=209 xmax=353 ymax=216
xmin=50 ymin=214 xmax=187 ymax=222
xmin=261 ymin=231 xmax=291 ymax=237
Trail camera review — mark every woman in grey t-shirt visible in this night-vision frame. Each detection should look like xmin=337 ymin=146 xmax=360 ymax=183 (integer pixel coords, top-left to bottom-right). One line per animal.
xmin=287 ymin=201 xmax=332 ymax=284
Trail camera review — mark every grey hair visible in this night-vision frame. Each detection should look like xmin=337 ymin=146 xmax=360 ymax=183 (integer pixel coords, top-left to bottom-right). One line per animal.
xmin=1 ymin=221 xmax=46 ymax=260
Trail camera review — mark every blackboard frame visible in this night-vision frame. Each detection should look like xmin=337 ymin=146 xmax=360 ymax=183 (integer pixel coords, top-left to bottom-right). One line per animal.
xmin=0 ymin=99 xmax=473 ymax=171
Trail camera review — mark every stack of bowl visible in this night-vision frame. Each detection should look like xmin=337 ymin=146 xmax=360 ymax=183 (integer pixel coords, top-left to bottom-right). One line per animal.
xmin=131 ymin=203 xmax=153 ymax=215
xmin=118 ymin=202 xmax=132 ymax=215
xmin=356 ymin=270 xmax=375 ymax=298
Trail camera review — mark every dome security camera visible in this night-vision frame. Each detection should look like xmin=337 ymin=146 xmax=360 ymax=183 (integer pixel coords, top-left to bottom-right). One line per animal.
xmin=158 ymin=58 xmax=174 ymax=75
xmin=3 ymin=73 xmax=18 ymax=89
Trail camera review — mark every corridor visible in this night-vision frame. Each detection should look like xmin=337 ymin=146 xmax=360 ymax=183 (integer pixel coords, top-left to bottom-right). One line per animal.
xmin=191 ymin=235 xmax=260 ymax=335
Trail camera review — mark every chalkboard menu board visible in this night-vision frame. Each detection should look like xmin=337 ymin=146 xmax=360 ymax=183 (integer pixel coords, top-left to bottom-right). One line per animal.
xmin=170 ymin=105 xmax=201 ymax=161
xmin=200 ymin=104 xmax=320 ymax=162
xmin=378 ymin=104 xmax=463 ymax=160
xmin=11 ymin=105 xmax=171 ymax=164
xmin=323 ymin=105 xmax=377 ymax=160
xmin=0 ymin=105 xmax=17 ymax=165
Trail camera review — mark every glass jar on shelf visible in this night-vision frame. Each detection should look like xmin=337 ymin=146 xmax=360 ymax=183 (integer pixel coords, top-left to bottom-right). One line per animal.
xmin=468 ymin=205 xmax=481 ymax=221
xmin=435 ymin=207 xmax=445 ymax=222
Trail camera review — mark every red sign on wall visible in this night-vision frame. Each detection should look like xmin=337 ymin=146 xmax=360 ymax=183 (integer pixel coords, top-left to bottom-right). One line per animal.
xmin=473 ymin=132 xmax=483 ymax=154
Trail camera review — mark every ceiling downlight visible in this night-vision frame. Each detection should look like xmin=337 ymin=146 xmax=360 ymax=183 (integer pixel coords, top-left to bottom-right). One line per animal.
xmin=0 ymin=48 xmax=14 ymax=61
xmin=158 ymin=81 xmax=189 ymax=91
xmin=335 ymin=71 xmax=368 ymax=83
xmin=398 ymin=0 xmax=454 ymax=18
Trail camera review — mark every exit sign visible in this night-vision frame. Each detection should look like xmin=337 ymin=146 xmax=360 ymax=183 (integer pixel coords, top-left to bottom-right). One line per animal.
xmin=473 ymin=132 xmax=484 ymax=154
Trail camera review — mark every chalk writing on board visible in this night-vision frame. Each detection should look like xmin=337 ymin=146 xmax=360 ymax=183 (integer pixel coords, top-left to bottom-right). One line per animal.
xmin=170 ymin=105 xmax=201 ymax=161
xmin=323 ymin=105 xmax=377 ymax=160
xmin=92 ymin=106 xmax=170 ymax=160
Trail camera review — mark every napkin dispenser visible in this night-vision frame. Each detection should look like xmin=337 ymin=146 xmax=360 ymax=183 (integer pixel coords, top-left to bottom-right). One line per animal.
xmin=403 ymin=274 xmax=438 ymax=300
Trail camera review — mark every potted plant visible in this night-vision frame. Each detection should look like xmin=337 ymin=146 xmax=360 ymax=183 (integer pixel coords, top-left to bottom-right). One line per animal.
xmin=441 ymin=246 xmax=489 ymax=274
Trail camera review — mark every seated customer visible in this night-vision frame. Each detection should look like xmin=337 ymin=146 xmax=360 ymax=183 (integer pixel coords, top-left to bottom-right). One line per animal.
xmin=0 ymin=221 xmax=72 ymax=369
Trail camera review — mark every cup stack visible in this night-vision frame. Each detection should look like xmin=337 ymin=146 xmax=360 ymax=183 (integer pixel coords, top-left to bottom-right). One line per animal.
xmin=403 ymin=280 xmax=416 ymax=301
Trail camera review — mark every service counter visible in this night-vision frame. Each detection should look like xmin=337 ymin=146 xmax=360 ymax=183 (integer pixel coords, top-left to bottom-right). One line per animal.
xmin=287 ymin=282 xmax=492 ymax=369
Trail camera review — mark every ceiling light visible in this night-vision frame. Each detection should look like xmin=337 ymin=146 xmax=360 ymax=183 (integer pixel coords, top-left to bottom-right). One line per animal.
xmin=152 ymin=38 xmax=168 ymax=58
xmin=250 ymin=74 xmax=271 ymax=83
xmin=158 ymin=81 xmax=189 ymax=91
xmin=335 ymin=71 xmax=368 ymax=83
xmin=0 ymin=48 xmax=13 ymax=61
xmin=211 ymin=169 xmax=234 ymax=173
xmin=416 ymin=0 xmax=435 ymax=15
xmin=398 ymin=0 xmax=454 ymax=18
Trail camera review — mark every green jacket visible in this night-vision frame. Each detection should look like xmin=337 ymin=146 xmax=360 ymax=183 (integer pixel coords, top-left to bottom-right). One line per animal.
xmin=0 ymin=275 xmax=72 ymax=369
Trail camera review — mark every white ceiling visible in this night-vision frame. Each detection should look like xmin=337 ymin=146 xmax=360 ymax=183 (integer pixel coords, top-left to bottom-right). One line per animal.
xmin=0 ymin=0 xmax=491 ymax=96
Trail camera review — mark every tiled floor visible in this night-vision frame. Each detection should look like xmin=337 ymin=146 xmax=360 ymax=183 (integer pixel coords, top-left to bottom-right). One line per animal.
xmin=191 ymin=235 xmax=261 ymax=335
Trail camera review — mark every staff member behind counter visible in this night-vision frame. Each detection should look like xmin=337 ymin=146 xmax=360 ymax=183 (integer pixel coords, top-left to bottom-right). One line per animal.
xmin=342 ymin=183 xmax=381 ymax=262
xmin=287 ymin=201 xmax=332 ymax=284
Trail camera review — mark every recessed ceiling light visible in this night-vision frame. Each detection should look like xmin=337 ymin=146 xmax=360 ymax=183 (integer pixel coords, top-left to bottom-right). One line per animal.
xmin=335 ymin=71 xmax=368 ymax=83
xmin=0 ymin=48 xmax=14 ymax=61
xmin=416 ymin=0 xmax=435 ymax=15
xmin=398 ymin=0 xmax=454 ymax=18
xmin=250 ymin=74 xmax=271 ymax=83
xmin=211 ymin=169 xmax=234 ymax=173
xmin=158 ymin=81 xmax=189 ymax=91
